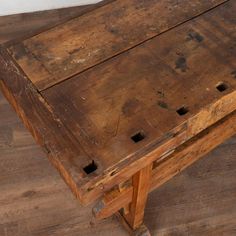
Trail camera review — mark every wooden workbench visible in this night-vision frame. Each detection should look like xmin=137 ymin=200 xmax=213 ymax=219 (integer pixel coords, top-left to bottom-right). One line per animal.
xmin=0 ymin=1 xmax=235 ymax=235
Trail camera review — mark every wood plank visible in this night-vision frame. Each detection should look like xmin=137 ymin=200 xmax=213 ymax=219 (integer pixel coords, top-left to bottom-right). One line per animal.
xmin=93 ymin=186 xmax=133 ymax=220
xmin=92 ymin=110 xmax=236 ymax=220
xmin=1 ymin=7 xmax=236 ymax=235
xmin=0 ymin=47 xmax=93 ymax=205
xmin=1 ymin=89 xmax=235 ymax=236
xmin=150 ymin=111 xmax=236 ymax=191
xmin=0 ymin=0 xmax=114 ymax=46
xmin=8 ymin=0 xmax=227 ymax=90
xmin=1 ymin=0 xmax=236 ymax=206
xmin=0 ymin=92 xmax=129 ymax=236
xmin=41 ymin=1 xmax=236 ymax=204
xmin=124 ymin=164 xmax=152 ymax=229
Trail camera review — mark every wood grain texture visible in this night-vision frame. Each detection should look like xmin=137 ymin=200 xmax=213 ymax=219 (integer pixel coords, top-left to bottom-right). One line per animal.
xmin=0 ymin=0 xmax=114 ymax=46
xmin=0 ymin=0 xmax=235 ymax=205
xmin=1 ymin=5 xmax=236 ymax=236
xmin=93 ymin=185 xmax=133 ymax=220
xmin=0 ymin=47 xmax=93 ymax=204
xmin=0 ymin=92 xmax=129 ymax=236
xmin=41 ymin=0 xmax=236 ymax=204
xmin=9 ymin=0 xmax=227 ymax=90
xmin=92 ymin=111 xmax=236 ymax=221
xmin=124 ymin=165 xmax=152 ymax=229
xmin=0 ymin=91 xmax=235 ymax=235
xmin=151 ymin=112 xmax=236 ymax=191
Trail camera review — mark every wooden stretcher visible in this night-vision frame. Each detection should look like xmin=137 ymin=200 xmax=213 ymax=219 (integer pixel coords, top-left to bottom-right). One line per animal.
xmin=0 ymin=0 xmax=235 ymax=235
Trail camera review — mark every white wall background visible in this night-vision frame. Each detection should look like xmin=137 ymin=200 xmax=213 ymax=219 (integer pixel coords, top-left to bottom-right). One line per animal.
xmin=0 ymin=0 xmax=103 ymax=16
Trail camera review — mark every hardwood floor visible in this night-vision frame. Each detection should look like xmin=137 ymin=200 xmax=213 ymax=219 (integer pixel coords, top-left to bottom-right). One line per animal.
xmin=0 ymin=5 xmax=235 ymax=236
xmin=0 ymin=0 xmax=113 ymax=45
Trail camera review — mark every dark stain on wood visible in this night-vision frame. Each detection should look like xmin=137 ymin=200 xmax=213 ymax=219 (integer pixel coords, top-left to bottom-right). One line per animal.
xmin=0 ymin=2 xmax=236 ymax=235
xmin=158 ymin=101 xmax=169 ymax=109
xmin=22 ymin=190 xmax=37 ymax=198
xmin=187 ymin=30 xmax=204 ymax=43
xmin=157 ymin=90 xmax=165 ymax=98
xmin=1 ymin=0 xmax=236 ymax=208
xmin=8 ymin=0 xmax=229 ymax=91
xmin=106 ymin=26 xmax=120 ymax=35
xmin=122 ymin=99 xmax=140 ymax=117
xmin=231 ymin=70 xmax=236 ymax=79
xmin=10 ymin=43 xmax=28 ymax=60
xmin=68 ymin=47 xmax=82 ymax=55
xmin=175 ymin=56 xmax=188 ymax=72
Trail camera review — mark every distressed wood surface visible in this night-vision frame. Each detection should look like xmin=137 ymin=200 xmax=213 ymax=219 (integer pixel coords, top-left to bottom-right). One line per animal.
xmin=9 ymin=0 xmax=227 ymax=90
xmin=0 ymin=91 xmax=129 ymax=236
xmin=150 ymin=112 xmax=236 ymax=191
xmin=0 ymin=0 xmax=114 ymax=46
xmin=93 ymin=111 xmax=236 ymax=220
xmin=0 ymin=0 xmax=236 ymax=205
xmin=42 ymin=0 xmax=236 ymax=203
xmin=93 ymin=185 xmax=133 ymax=220
xmin=43 ymin=0 xmax=236 ymax=168
xmin=124 ymin=164 xmax=152 ymax=229
xmin=0 ymin=47 xmax=92 ymax=204
xmin=0 ymin=90 xmax=236 ymax=235
xmin=0 ymin=5 xmax=236 ymax=235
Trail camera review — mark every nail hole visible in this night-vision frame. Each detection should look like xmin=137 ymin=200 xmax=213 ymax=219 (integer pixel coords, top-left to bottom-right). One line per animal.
xmin=83 ymin=160 xmax=97 ymax=175
xmin=176 ymin=106 xmax=189 ymax=116
xmin=216 ymin=82 xmax=228 ymax=92
xmin=131 ymin=132 xmax=145 ymax=143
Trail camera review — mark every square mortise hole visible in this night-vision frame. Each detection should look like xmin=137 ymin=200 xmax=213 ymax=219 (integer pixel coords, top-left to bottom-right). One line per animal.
xmin=131 ymin=132 xmax=145 ymax=143
xmin=83 ymin=161 xmax=97 ymax=175
xmin=176 ymin=106 xmax=189 ymax=116
xmin=216 ymin=82 xmax=228 ymax=92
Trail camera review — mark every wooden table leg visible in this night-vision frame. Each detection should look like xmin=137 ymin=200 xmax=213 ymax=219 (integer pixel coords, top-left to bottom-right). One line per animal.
xmin=93 ymin=112 xmax=236 ymax=235
xmin=121 ymin=164 xmax=153 ymax=235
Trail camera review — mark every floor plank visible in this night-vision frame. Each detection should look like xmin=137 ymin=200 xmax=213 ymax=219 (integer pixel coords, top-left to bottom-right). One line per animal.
xmin=0 ymin=0 xmax=113 ymax=46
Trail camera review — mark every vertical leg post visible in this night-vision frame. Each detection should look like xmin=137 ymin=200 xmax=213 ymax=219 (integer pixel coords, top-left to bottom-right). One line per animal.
xmin=123 ymin=164 xmax=152 ymax=231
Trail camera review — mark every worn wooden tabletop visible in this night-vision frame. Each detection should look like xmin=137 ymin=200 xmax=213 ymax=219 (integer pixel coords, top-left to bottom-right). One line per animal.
xmin=0 ymin=0 xmax=236 ymax=235
xmin=0 ymin=90 xmax=236 ymax=235
xmin=0 ymin=0 xmax=236 ymax=206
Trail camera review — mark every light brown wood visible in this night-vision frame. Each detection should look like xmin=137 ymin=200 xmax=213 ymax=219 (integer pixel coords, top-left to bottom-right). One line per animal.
xmin=0 ymin=1 xmax=235 ymax=207
xmin=93 ymin=186 xmax=133 ymax=220
xmin=0 ymin=7 xmax=236 ymax=236
xmin=151 ymin=113 xmax=236 ymax=191
xmin=118 ymin=182 xmax=131 ymax=215
xmin=42 ymin=2 xmax=236 ymax=172
xmin=41 ymin=0 xmax=236 ymax=204
xmin=124 ymin=165 xmax=152 ymax=229
xmin=93 ymin=111 xmax=236 ymax=221
xmin=8 ymin=0 xmax=227 ymax=90
xmin=0 ymin=47 xmax=91 ymax=204
xmin=1 ymin=90 xmax=236 ymax=236
xmin=0 ymin=92 xmax=130 ymax=236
